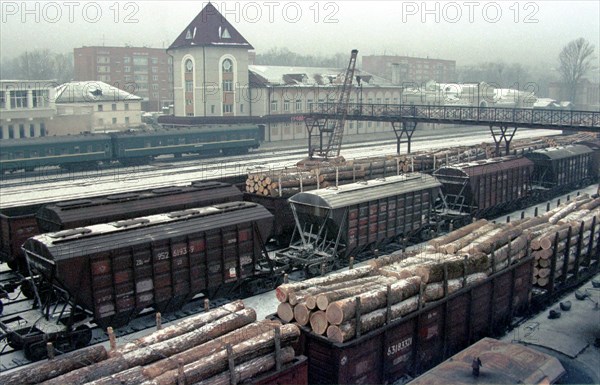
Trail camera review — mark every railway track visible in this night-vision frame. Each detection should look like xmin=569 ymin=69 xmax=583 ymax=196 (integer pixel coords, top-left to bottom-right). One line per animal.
xmin=0 ymin=128 xmax=559 ymax=208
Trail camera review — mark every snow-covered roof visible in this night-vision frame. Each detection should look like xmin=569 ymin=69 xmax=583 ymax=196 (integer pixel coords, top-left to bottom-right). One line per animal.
xmin=248 ymin=65 xmax=395 ymax=88
xmin=55 ymin=81 xmax=142 ymax=103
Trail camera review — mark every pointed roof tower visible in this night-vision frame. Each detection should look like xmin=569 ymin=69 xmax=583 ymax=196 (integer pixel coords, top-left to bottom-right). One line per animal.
xmin=169 ymin=3 xmax=254 ymax=50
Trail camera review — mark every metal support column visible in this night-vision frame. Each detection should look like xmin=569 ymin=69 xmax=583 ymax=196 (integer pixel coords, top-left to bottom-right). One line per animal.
xmin=489 ymin=124 xmax=518 ymax=156
xmin=305 ymin=117 xmax=326 ymax=159
xmin=391 ymin=120 xmax=418 ymax=154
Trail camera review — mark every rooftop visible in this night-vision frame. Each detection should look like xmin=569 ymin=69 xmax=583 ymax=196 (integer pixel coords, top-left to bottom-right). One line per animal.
xmin=55 ymin=81 xmax=142 ymax=103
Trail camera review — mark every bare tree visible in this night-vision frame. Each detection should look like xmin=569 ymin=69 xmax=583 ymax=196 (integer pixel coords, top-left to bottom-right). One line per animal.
xmin=558 ymin=38 xmax=596 ymax=104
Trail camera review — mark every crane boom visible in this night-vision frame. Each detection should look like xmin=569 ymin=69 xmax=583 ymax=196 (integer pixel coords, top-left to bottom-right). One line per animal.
xmin=307 ymin=49 xmax=358 ymax=160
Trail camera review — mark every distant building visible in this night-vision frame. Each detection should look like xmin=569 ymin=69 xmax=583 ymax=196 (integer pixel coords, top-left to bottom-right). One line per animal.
xmin=54 ymin=81 xmax=143 ymax=133
xmin=0 ymin=80 xmax=55 ymax=140
xmin=362 ymin=55 xmax=456 ymax=85
xmin=160 ymin=3 xmax=407 ymax=142
xmin=74 ymin=46 xmax=173 ymax=111
xmin=548 ymin=79 xmax=600 ymax=111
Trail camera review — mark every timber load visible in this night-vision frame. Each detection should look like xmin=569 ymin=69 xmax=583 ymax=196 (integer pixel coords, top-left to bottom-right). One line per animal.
xmin=0 ymin=301 xmax=304 ymax=385
xmin=246 ymin=133 xmax=596 ymax=197
xmin=274 ymin=195 xmax=600 ymax=343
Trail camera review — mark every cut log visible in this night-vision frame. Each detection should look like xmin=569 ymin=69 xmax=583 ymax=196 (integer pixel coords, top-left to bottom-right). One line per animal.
xmin=112 ymin=301 xmax=245 ymax=356
xmin=310 ymin=311 xmax=329 ymax=335
xmin=151 ymin=324 xmax=300 ymax=385
xmin=192 ymin=346 xmax=296 ymax=385
xmin=536 ymin=276 xmax=549 ymax=287
xmin=288 ymin=275 xmax=385 ymax=305
xmin=423 ymin=273 xmax=487 ymax=302
xmin=84 ymin=366 xmax=146 ymax=385
xmin=40 ymin=356 xmax=129 ymax=385
xmin=326 ymin=276 xmax=421 ymax=325
xmin=293 ymin=304 xmax=311 ymax=326
xmin=277 ymin=302 xmax=295 ymax=323
xmin=427 ymin=219 xmax=487 ymax=249
xmin=142 ymin=320 xmax=281 ymax=379
xmin=458 ymin=227 xmax=523 ymax=255
xmin=275 ymin=266 xmax=374 ymax=302
xmin=444 ymin=223 xmax=498 ymax=254
xmin=326 ymin=296 xmax=419 ymax=343
xmin=402 ymin=253 xmax=488 ymax=284
xmin=315 ymin=278 xmax=395 ymax=311
xmin=0 ymin=345 xmax=107 ymax=385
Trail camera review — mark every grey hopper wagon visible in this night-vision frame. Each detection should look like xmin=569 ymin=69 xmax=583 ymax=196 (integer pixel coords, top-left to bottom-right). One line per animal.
xmin=276 ymin=174 xmax=442 ymax=275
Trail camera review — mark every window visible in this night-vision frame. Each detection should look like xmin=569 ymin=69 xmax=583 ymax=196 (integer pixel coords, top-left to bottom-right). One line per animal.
xmin=8 ymin=125 xmax=14 ymax=139
xmin=306 ymin=99 xmax=313 ymax=111
xmin=240 ymin=104 xmax=244 ymax=113
xmin=124 ymin=66 xmax=131 ymax=73
xmin=124 ymin=57 xmax=131 ymax=64
xmin=30 ymin=124 xmax=35 ymax=137
xmin=211 ymin=105 xmax=215 ymax=114
xmin=98 ymin=75 xmax=111 ymax=82
xmin=0 ymin=126 xmax=3 ymax=139
xmin=97 ymin=66 xmax=110 ymax=73
xmin=223 ymin=80 xmax=233 ymax=92
xmin=98 ymin=104 xmax=103 ymax=111
xmin=124 ymin=75 xmax=132 ymax=81
xmin=112 ymin=117 xmax=117 ymax=124
xmin=11 ymin=91 xmax=27 ymax=108
xmin=152 ymin=84 xmax=159 ymax=90
xmin=40 ymin=123 xmax=46 ymax=137
xmin=153 ymin=75 xmax=159 ymax=81
xmin=222 ymin=59 xmax=233 ymax=73
xmin=152 ymin=67 xmax=158 ymax=73
xmin=284 ymin=100 xmax=290 ymax=112
xmin=223 ymin=104 xmax=233 ymax=113
xmin=0 ymin=91 xmax=5 ymax=109
xmin=185 ymin=80 xmax=193 ymax=92
xmin=270 ymin=100 xmax=278 ymax=112
xmin=133 ymin=56 xmax=148 ymax=65
xmin=19 ymin=124 xmax=25 ymax=138
xmin=151 ymin=57 xmax=158 ymax=64
xmin=32 ymin=90 xmax=48 ymax=108
xmin=186 ymin=99 xmax=193 ymax=105
xmin=125 ymin=103 xmax=129 ymax=111
xmin=111 ymin=103 xmax=117 ymax=111
xmin=296 ymin=99 xmax=302 ymax=111
xmin=152 ymin=92 xmax=159 ymax=98
xmin=97 ymin=56 xmax=110 ymax=63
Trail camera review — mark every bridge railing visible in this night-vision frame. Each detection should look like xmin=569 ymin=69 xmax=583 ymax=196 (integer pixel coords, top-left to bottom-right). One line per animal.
xmin=309 ymin=102 xmax=600 ymax=129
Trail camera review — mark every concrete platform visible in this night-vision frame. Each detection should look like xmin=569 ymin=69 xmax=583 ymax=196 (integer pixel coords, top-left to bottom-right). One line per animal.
xmin=502 ymin=274 xmax=600 ymax=384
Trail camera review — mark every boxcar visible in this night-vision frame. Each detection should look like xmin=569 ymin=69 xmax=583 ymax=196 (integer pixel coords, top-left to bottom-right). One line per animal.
xmin=575 ymin=140 xmax=600 ymax=182
xmin=111 ymin=126 xmax=260 ymax=164
xmin=524 ymin=145 xmax=593 ymax=191
xmin=0 ymin=135 xmax=113 ymax=173
xmin=37 ymin=181 xmax=242 ymax=232
xmin=276 ymin=174 xmax=442 ymax=274
xmin=0 ymin=204 xmax=44 ymax=270
xmin=433 ymin=156 xmax=534 ymax=219
xmin=293 ymin=256 xmax=533 ymax=384
xmin=243 ymin=193 xmax=295 ymax=245
xmin=23 ymin=202 xmax=274 ymax=328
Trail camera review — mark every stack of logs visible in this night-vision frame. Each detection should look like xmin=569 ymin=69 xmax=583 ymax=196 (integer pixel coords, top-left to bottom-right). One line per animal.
xmin=0 ymin=301 xmax=301 ymax=385
xmin=275 ymin=195 xmax=600 ymax=343
xmin=246 ymin=133 xmax=597 ymax=197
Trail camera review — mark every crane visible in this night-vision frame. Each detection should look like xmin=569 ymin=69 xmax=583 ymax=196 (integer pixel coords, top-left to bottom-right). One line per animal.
xmin=306 ymin=49 xmax=359 ymax=161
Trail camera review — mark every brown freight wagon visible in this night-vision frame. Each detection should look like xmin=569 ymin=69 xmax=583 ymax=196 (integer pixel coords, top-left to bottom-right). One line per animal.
xmin=22 ymin=202 xmax=274 ymax=329
xmin=36 ymin=181 xmax=242 ymax=232
xmin=293 ymin=255 xmax=533 ymax=384
xmin=433 ymin=156 xmax=534 ymax=220
xmin=1 ymin=181 xmax=241 ymax=274
xmin=0 ymin=203 xmax=43 ymax=271
xmin=525 ymin=144 xmax=593 ymax=191
xmin=243 ymin=193 xmax=294 ymax=246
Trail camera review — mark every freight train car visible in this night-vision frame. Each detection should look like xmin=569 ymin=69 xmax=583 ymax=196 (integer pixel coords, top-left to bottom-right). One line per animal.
xmin=7 ymin=202 xmax=275 ymax=359
xmin=36 ymin=181 xmax=242 ymax=232
xmin=1 ymin=182 xmax=242 ymax=274
xmin=524 ymin=145 xmax=593 ymax=194
xmin=432 ymin=156 xmax=534 ymax=221
xmin=276 ymin=174 xmax=442 ymax=275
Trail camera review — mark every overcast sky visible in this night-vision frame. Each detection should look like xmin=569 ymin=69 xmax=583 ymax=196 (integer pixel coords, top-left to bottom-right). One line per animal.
xmin=1 ymin=0 xmax=599 ymax=70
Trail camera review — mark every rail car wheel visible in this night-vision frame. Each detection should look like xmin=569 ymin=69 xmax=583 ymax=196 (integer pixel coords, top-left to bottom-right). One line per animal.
xmin=419 ymin=226 xmax=437 ymax=242
xmin=24 ymin=340 xmax=48 ymax=361
xmin=72 ymin=325 xmax=93 ymax=349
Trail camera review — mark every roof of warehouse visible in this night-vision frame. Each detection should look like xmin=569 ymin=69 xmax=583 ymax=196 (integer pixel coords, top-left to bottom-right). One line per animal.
xmin=526 ymin=144 xmax=592 ymax=160
xmin=55 ymin=81 xmax=142 ymax=103
xmin=249 ymin=66 xmax=394 ymax=88
xmin=288 ymin=173 xmax=441 ymax=209
xmin=26 ymin=202 xmax=271 ymax=261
